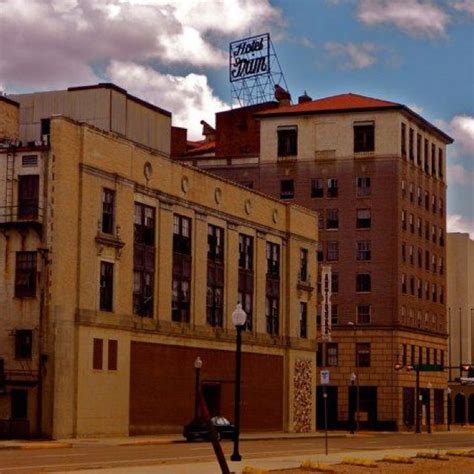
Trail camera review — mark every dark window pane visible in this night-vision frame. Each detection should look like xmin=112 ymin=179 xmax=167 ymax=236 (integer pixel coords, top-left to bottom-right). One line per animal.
xmin=18 ymin=175 xmax=39 ymax=219
xmin=354 ymin=123 xmax=375 ymax=152
xmin=15 ymin=252 xmax=37 ymax=298
xmin=93 ymin=338 xmax=103 ymax=370
xmin=99 ymin=261 xmax=114 ymax=311
xmin=277 ymin=128 xmax=297 ymax=156
xmin=108 ymin=340 xmax=118 ymax=371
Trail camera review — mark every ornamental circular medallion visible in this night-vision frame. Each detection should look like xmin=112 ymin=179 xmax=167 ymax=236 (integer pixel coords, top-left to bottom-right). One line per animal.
xmin=181 ymin=176 xmax=189 ymax=194
xmin=272 ymin=209 xmax=278 ymax=223
xmin=144 ymin=161 xmax=153 ymax=180
xmin=244 ymin=199 xmax=252 ymax=215
xmin=214 ymin=187 xmax=222 ymax=204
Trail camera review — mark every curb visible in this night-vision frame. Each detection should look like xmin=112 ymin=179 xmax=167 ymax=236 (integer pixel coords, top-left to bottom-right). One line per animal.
xmin=0 ymin=442 xmax=72 ymax=450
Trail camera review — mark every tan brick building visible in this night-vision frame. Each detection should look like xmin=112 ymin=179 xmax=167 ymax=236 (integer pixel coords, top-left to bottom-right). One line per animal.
xmin=447 ymin=232 xmax=474 ymax=424
xmin=0 ymin=89 xmax=318 ymax=438
xmin=177 ymin=92 xmax=454 ymax=431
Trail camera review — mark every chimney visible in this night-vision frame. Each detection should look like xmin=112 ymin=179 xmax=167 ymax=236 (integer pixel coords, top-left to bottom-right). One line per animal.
xmin=274 ymin=85 xmax=291 ymax=106
xmin=200 ymin=120 xmax=216 ymax=142
xmin=298 ymin=91 xmax=312 ymax=104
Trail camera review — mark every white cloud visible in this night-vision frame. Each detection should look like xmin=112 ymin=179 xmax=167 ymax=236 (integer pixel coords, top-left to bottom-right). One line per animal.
xmin=447 ymin=214 xmax=474 ymax=239
xmin=450 ymin=0 xmax=474 ymax=16
xmin=324 ymin=42 xmax=378 ymax=69
xmin=407 ymin=104 xmax=424 ymax=115
xmin=437 ymin=115 xmax=474 ymax=158
xmin=357 ymin=0 xmax=450 ymax=38
xmin=107 ymin=61 xmax=229 ymax=140
xmin=0 ymin=0 xmax=282 ymax=90
xmin=447 ymin=164 xmax=474 ymax=185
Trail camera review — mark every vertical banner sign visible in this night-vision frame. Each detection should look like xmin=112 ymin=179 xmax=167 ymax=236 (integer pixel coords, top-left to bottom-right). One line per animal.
xmin=230 ymin=33 xmax=270 ymax=82
xmin=321 ymin=265 xmax=332 ymax=341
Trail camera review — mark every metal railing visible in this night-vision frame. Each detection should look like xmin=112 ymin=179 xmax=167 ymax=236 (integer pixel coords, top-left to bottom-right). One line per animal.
xmin=0 ymin=205 xmax=43 ymax=225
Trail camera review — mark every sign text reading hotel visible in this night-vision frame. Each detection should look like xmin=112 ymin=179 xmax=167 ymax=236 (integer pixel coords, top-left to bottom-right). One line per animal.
xmin=230 ymin=34 xmax=270 ymax=82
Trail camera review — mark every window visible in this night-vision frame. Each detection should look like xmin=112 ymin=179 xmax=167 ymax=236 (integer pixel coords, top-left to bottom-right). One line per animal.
xmin=439 ymin=198 xmax=444 ymax=217
xmin=401 ymin=273 xmax=407 ymax=294
xmin=402 ymin=210 xmax=407 ymax=230
xmin=409 ymin=245 xmax=414 ymax=265
xmin=432 ymin=195 xmax=437 ymax=214
xmin=239 ymin=234 xmax=254 ymax=331
xmin=425 ymin=191 xmax=429 ymax=211
xmin=15 ymin=252 xmax=37 ymax=298
xmin=265 ymin=243 xmax=280 ymax=334
xmin=356 ymin=209 xmax=371 ymax=229
xmin=207 ymin=225 xmax=225 ymax=327
xmin=331 ymin=272 xmax=339 ymax=293
xmin=300 ymin=302 xmax=307 ymax=338
xmin=327 ymin=178 xmax=338 ymax=198
xmin=134 ymin=203 xmax=156 ymax=317
xmin=439 ymin=228 xmax=444 ymax=247
xmin=317 ymin=210 xmax=324 ymax=230
xmin=434 ymin=389 xmax=444 ymax=425
xmin=402 ymin=344 xmax=407 ymax=366
xmin=277 ymin=127 xmax=297 ymax=156
xmin=280 ymin=179 xmax=294 ymax=199
xmin=22 ymin=155 xmax=38 ymax=167
xmin=172 ymin=214 xmax=192 ymax=322
xmin=357 ymin=305 xmax=371 ymax=324
xmin=417 ymin=217 xmax=422 ymax=237
xmin=93 ymin=338 xmax=103 ymax=370
xmin=99 ymin=261 xmax=114 ymax=311
xmin=354 ymin=122 xmax=374 ymax=152
xmin=416 ymin=134 xmax=422 ymax=166
xmin=439 ymin=257 xmax=444 ymax=275
xmin=431 ymin=254 xmax=437 ymax=273
xmin=431 ymin=224 xmax=437 ymax=243
xmin=409 ymin=183 xmax=414 ymax=202
xmin=409 ymin=276 xmax=415 ymax=295
xmin=317 ymin=241 xmax=324 ymax=262
xmin=266 ymin=242 xmax=280 ymax=278
xmin=418 ymin=346 xmax=423 ymax=364
xmin=432 ymin=283 xmax=437 ymax=302
xmin=401 ymin=243 xmax=406 ymax=262
xmin=438 ymin=148 xmax=443 ymax=178
xmin=424 ymin=281 xmax=429 ymax=300
xmin=326 ymin=241 xmax=339 ymax=261
xmin=327 ymin=343 xmax=338 ymax=367
xmin=15 ymin=330 xmax=32 ymax=359
xmin=326 ymin=209 xmax=339 ymax=230
xmin=299 ymin=248 xmax=308 ymax=282
xmin=356 ymin=273 xmax=371 ymax=292
xmin=425 ymin=221 xmax=430 ymax=240
xmin=101 ymin=188 xmax=115 ymax=234
xmin=356 ymin=343 xmax=371 ymax=367
xmin=357 ymin=240 xmax=371 ymax=261
xmin=331 ymin=304 xmax=338 ymax=326
xmin=41 ymin=118 xmax=50 ymax=138
xmin=18 ymin=175 xmax=39 ymax=219
xmin=108 ymin=340 xmax=118 ymax=371
xmin=409 ymin=213 xmax=414 ymax=233
xmin=431 ymin=144 xmax=436 ymax=175
xmin=356 ymin=177 xmax=371 ymax=197
xmin=311 ymin=179 xmax=324 ymax=198
xmin=417 ymin=187 xmax=422 ymax=206
xmin=401 ymin=179 xmax=406 ymax=198
xmin=424 ymin=139 xmax=429 ymax=173
xmin=417 ymin=279 xmax=422 ymax=298
xmin=409 ymin=128 xmax=414 ymax=161
xmin=401 ymin=123 xmax=407 ymax=156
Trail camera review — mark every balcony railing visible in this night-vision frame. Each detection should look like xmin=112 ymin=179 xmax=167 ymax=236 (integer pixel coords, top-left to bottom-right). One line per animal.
xmin=0 ymin=205 xmax=43 ymax=225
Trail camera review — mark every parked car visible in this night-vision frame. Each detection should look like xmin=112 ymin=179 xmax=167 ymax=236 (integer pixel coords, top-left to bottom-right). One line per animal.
xmin=183 ymin=416 xmax=235 ymax=442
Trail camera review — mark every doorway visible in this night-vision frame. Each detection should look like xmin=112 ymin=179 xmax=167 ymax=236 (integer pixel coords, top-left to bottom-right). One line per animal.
xmin=202 ymin=383 xmax=221 ymax=417
xmin=349 ymin=386 xmax=377 ymax=429
xmin=316 ymin=386 xmax=338 ymax=429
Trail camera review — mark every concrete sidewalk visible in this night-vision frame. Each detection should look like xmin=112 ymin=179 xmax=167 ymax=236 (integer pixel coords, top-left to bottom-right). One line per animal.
xmin=56 ymin=446 xmax=463 ymax=474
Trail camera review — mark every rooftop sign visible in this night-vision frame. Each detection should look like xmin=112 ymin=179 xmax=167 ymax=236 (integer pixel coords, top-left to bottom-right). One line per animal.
xmin=229 ymin=33 xmax=270 ymax=82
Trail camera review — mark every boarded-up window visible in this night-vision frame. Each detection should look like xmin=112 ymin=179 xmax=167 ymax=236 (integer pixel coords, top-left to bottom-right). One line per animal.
xmin=93 ymin=338 xmax=103 ymax=370
xmin=108 ymin=340 xmax=118 ymax=371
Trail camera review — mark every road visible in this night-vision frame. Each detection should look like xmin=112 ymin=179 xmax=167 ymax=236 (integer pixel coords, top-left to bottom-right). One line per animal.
xmin=0 ymin=432 xmax=473 ymax=473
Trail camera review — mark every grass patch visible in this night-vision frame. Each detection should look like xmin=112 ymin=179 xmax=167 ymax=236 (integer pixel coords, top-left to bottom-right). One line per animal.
xmin=300 ymin=460 xmax=335 ymax=472
xmin=341 ymin=457 xmax=378 ymax=468
xmin=242 ymin=467 xmax=269 ymax=474
xmin=381 ymin=455 xmax=414 ymax=464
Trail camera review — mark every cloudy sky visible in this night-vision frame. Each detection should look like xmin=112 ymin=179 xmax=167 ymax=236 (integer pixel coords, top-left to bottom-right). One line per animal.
xmin=1 ymin=0 xmax=472 ymax=235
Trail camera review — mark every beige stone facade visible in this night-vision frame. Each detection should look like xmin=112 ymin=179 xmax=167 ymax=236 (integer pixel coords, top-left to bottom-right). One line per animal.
xmin=0 ymin=99 xmax=318 ymax=438
xmin=0 ymin=97 xmax=19 ymax=141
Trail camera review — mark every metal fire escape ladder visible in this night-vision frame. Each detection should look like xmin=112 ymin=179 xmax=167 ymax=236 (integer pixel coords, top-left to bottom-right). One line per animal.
xmin=5 ymin=152 xmax=15 ymax=222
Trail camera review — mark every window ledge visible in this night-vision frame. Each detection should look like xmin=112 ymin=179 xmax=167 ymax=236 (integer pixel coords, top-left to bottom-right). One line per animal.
xmin=95 ymin=233 xmax=125 ymax=249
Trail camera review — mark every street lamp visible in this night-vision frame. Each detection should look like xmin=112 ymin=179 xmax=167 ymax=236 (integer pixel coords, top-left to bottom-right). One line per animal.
xmin=231 ymin=304 xmax=246 ymax=462
xmin=447 ymin=387 xmax=452 ymax=431
xmin=348 ymin=321 xmax=359 ymax=434
xmin=194 ymin=357 xmax=203 ymax=419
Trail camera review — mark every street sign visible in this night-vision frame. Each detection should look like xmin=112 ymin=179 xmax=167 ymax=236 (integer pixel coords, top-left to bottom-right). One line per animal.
xmin=320 ymin=370 xmax=330 ymax=385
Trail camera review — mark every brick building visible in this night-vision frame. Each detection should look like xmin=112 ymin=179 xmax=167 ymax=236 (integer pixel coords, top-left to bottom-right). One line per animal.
xmin=0 ymin=87 xmax=318 ymax=438
xmin=177 ymin=92 xmax=454 ymax=431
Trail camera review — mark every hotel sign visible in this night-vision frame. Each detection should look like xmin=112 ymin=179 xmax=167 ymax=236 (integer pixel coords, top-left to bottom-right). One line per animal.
xmin=229 ymin=33 xmax=270 ymax=82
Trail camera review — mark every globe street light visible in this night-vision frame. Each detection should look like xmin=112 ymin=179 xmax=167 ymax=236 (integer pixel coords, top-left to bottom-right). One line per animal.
xmin=194 ymin=357 xmax=203 ymax=419
xmin=231 ymin=304 xmax=246 ymax=462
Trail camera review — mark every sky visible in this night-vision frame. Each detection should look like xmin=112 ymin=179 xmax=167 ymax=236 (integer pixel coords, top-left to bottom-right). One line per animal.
xmin=0 ymin=0 xmax=472 ymax=236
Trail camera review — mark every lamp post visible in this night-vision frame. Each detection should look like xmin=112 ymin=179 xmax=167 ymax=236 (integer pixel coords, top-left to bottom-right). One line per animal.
xmin=194 ymin=357 xmax=202 ymax=419
xmin=447 ymin=387 xmax=452 ymax=431
xmin=348 ymin=321 xmax=359 ymax=433
xmin=231 ymin=304 xmax=246 ymax=462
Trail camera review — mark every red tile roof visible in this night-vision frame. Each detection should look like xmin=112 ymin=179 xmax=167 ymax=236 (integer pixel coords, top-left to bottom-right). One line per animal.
xmin=185 ymin=139 xmax=216 ymax=156
xmin=256 ymin=93 xmax=401 ymax=116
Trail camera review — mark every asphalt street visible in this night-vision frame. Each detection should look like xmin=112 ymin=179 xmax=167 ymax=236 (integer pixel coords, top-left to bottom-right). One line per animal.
xmin=0 ymin=432 xmax=473 ymax=473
